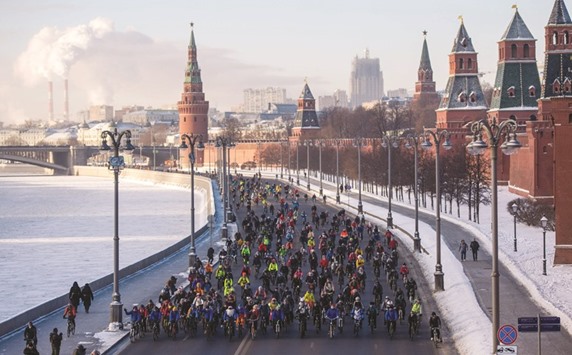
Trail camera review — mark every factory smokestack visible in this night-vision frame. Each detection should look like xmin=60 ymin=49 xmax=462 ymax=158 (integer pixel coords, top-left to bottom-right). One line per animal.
xmin=48 ymin=81 xmax=54 ymax=121
xmin=64 ymin=79 xmax=69 ymax=120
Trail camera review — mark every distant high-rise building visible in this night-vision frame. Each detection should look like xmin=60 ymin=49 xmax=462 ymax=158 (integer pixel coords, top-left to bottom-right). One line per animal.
xmin=350 ymin=49 xmax=384 ymax=107
xmin=178 ymin=23 xmax=209 ymax=168
xmin=386 ymin=88 xmax=409 ymax=98
xmin=318 ymin=90 xmax=349 ymax=110
xmin=243 ymin=87 xmax=287 ymax=113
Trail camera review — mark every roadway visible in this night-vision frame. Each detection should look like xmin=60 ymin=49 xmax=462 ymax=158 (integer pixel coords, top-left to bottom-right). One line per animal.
xmin=117 ymin=176 xmax=454 ymax=354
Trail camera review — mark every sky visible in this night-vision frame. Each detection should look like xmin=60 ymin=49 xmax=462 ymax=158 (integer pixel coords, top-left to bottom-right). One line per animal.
xmin=2 ymin=165 xmax=570 ymax=355
xmin=0 ymin=0 xmax=557 ymax=125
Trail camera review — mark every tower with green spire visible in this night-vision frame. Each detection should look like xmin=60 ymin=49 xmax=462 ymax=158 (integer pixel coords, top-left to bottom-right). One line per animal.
xmin=178 ymin=23 xmax=209 ymax=168
xmin=412 ymin=31 xmax=440 ymax=130
xmin=435 ymin=18 xmax=488 ymax=143
xmin=488 ymin=7 xmax=542 ymax=184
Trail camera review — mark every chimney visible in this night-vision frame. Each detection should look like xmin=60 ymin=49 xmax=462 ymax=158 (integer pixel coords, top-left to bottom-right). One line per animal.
xmin=64 ymin=79 xmax=69 ymax=120
xmin=48 ymin=81 xmax=54 ymax=121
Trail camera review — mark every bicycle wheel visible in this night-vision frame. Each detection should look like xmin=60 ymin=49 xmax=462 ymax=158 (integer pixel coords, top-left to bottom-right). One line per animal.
xmin=153 ymin=326 xmax=159 ymax=341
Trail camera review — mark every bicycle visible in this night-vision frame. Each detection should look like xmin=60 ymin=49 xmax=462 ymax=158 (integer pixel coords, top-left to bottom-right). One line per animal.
xmin=66 ymin=317 xmax=76 ymax=337
xmin=326 ymin=317 xmax=337 ymax=339
xmin=249 ymin=318 xmax=259 ymax=340
xmin=169 ymin=321 xmax=178 ymax=340
xmin=274 ymin=319 xmax=281 ymax=339
xmin=298 ymin=316 xmax=307 ymax=338
xmin=431 ymin=327 xmax=442 ymax=346
xmin=353 ymin=316 xmax=362 ymax=337
xmin=225 ymin=319 xmax=235 ymax=341
xmin=409 ymin=316 xmax=419 ymax=340
xmin=152 ymin=321 xmax=160 ymax=341
xmin=388 ymin=320 xmax=396 ymax=340
xmin=128 ymin=322 xmax=139 ymax=343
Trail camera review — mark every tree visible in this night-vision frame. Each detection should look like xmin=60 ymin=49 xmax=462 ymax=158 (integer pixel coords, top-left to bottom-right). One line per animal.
xmin=221 ymin=117 xmax=243 ymax=141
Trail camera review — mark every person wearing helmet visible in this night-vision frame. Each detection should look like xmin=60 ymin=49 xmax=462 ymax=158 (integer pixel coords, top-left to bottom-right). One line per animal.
xmin=429 ymin=312 xmax=442 ymax=342
xmin=384 ymin=302 xmax=399 ymax=334
xmin=356 ymin=254 xmax=365 ymax=269
xmin=366 ymin=301 xmax=378 ymax=330
xmin=411 ymin=298 xmax=422 ymax=319
xmin=351 ymin=299 xmax=365 ymax=328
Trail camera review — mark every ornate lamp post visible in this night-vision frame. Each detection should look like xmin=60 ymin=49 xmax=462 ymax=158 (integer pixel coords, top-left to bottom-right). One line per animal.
xmin=381 ymin=134 xmax=399 ymax=228
xmin=99 ymin=127 xmax=135 ymax=328
xmin=303 ymin=140 xmax=312 ymax=190
xmin=296 ymin=142 xmax=301 ymax=185
xmin=287 ymin=140 xmax=292 ymax=182
xmin=316 ymin=139 xmax=324 ymax=195
xmin=334 ymin=139 xmax=341 ymax=203
xmin=512 ymin=203 xmax=518 ymax=252
xmin=541 ymin=215 xmax=548 ymax=276
xmin=405 ymin=133 xmax=422 ymax=252
xmin=216 ymin=136 xmax=233 ymax=247
xmin=353 ymin=137 xmax=365 ymax=213
xmin=280 ymin=141 xmax=286 ymax=179
xmin=180 ymin=133 xmax=205 ymax=270
xmin=421 ymin=129 xmax=452 ymax=291
xmin=466 ymin=118 xmax=521 ymax=353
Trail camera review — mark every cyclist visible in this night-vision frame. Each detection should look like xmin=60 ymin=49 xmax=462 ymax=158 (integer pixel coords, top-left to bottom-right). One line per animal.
xmin=429 ymin=312 xmax=442 ymax=342
xmin=124 ymin=305 xmax=142 ymax=330
xmin=384 ymin=302 xmax=399 ymax=334
xmin=223 ymin=305 xmax=238 ymax=333
xmin=411 ymin=298 xmax=423 ymax=321
xmin=254 ymin=285 xmax=267 ymax=302
xmin=238 ymin=272 xmax=250 ymax=289
xmin=351 ymin=300 xmax=365 ymax=329
xmin=303 ymin=289 xmax=315 ymax=309
xmin=399 ymin=262 xmax=409 ymax=281
xmin=366 ymin=302 xmax=378 ymax=330
xmin=63 ymin=303 xmax=77 ymax=330
xmin=148 ymin=306 xmax=162 ymax=334
xmin=168 ymin=306 xmax=180 ymax=336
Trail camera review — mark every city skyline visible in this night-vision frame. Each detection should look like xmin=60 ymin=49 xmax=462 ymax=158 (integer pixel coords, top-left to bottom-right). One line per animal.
xmin=0 ymin=0 xmax=553 ymax=124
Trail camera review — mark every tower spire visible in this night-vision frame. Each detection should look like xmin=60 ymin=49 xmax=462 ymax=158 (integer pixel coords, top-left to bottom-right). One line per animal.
xmin=549 ymin=0 xmax=572 ymax=25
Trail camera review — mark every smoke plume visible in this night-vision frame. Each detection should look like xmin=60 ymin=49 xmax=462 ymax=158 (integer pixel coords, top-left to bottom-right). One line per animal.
xmin=15 ymin=17 xmax=113 ymax=84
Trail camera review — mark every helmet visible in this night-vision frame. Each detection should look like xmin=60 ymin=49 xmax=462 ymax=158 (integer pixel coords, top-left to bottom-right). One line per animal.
xmin=272 ymin=298 xmax=277 ymax=302
xmin=172 ymin=307 xmax=177 ymax=311
xmin=387 ymin=301 xmax=393 ymax=306
xmin=385 ymin=296 xmax=389 ymax=300
xmin=432 ymin=312 xmax=436 ymax=316
xmin=355 ymin=297 xmax=360 ymax=302
xmin=228 ymin=305 xmax=234 ymax=309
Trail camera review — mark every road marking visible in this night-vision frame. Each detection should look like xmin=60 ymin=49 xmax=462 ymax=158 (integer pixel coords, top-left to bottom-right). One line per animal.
xmin=310 ymin=342 xmax=314 ymax=349
xmin=234 ymin=332 xmax=250 ymax=355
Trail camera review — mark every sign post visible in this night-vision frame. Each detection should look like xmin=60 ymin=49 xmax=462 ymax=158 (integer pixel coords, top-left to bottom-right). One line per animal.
xmin=517 ymin=314 xmax=561 ymax=355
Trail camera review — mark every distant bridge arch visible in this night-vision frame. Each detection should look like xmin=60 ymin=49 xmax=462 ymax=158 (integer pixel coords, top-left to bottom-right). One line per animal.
xmin=0 ymin=154 xmax=68 ymax=173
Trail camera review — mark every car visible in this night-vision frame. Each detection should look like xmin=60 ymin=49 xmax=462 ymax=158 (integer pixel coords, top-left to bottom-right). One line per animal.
xmin=240 ymin=161 xmax=257 ymax=170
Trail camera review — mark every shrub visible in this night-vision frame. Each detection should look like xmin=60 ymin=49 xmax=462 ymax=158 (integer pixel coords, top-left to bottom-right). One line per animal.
xmin=507 ymin=198 xmax=555 ymax=231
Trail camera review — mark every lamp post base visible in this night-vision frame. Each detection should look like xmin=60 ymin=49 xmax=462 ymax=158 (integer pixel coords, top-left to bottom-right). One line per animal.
xmin=307 ymin=183 xmax=310 ymax=190
xmin=543 ymin=259 xmax=547 ymax=275
xmin=319 ymin=187 xmax=323 ymax=195
xmin=297 ymin=178 xmax=300 ymax=185
xmin=222 ymin=224 xmax=228 ymax=248
xmin=387 ymin=215 xmax=393 ymax=229
xmin=358 ymin=201 xmax=363 ymax=214
xmin=434 ymin=270 xmax=444 ymax=291
xmin=189 ymin=249 xmax=197 ymax=271
xmin=109 ymin=300 xmax=123 ymax=330
xmin=413 ymin=232 xmax=421 ymax=253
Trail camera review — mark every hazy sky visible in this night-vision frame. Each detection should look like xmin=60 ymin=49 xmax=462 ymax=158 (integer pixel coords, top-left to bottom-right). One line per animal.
xmin=0 ymin=0 xmax=556 ymax=124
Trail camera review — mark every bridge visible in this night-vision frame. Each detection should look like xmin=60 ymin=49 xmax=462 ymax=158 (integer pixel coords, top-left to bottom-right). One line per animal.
xmin=0 ymin=146 xmax=180 ymax=174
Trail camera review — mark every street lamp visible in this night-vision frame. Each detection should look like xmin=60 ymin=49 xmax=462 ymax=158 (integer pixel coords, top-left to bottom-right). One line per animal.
xmin=353 ymin=137 xmax=365 ymax=213
xmin=287 ymin=141 xmax=292 ymax=182
xmin=421 ymin=129 xmax=452 ymax=292
xmin=541 ymin=215 xmax=548 ymax=276
xmin=303 ymin=140 xmax=312 ymax=190
xmin=257 ymin=141 xmax=262 ymax=174
xmin=215 ymin=136 xmax=233 ymax=248
xmin=512 ymin=202 xmax=518 ymax=252
xmin=334 ymin=139 xmax=341 ymax=203
xmin=466 ymin=118 xmax=521 ymax=353
xmin=381 ymin=135 xmax=399 ymax=228
xmin=280 ymin=141 xmax=286 ymax=179
xmin=405 ymin=133 xmax=422 ymax=252
xmin=296 ymin=141 xmax=301 ymax=185
xmin=180 ymin=133 xmax=205 ymax=271
xmin=316 ymin=139 xmax=324 ymax=195
xmin=99 ymin=127 xmax=135 ymax=328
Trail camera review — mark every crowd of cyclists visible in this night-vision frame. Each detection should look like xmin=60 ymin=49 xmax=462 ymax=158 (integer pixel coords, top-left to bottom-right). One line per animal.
xmin=123 ymin=173 xmax=443 ymax=343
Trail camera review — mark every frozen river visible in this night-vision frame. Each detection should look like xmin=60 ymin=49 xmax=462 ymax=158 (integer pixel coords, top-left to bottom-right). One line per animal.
xmin=0 ymin=166 xmax=205 ymax=322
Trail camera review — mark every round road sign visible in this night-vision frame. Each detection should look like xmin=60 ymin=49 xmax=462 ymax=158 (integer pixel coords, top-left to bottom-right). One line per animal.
xmin=498 ymin=324 xmax=518 ymax=345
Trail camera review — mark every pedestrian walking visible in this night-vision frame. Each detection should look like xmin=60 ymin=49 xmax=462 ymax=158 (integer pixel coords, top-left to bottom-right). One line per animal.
xmin=459 ymin=240 xmax=468 ymax=261
xmin=470 ymin=239 xmax=480 ymax=261
xmin=72 ymin=344 xmax=86 ymax=355
xmin=23 ymin=321 xmax=37 ymax=347
xmin=69 ymin=281 xmax=82 ymax=310
xmin=49 ymin=328 xmax=63 ymax=355
xmin=81 ymin=283 xmax=94 ymax=313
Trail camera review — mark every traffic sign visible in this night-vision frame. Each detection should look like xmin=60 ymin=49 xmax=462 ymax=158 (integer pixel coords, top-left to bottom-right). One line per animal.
xmin=498 ymin=324 xmax=518 ymax=345
xmin=518 ymin=324 xmax=561 ymax=332
xmin=518 ymin=317 xmax=537 ymax=325
xmin=540 ymin=316 xmax=560 ymax=324
xmin=497 ymin=345 xmax=517 ymax=354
